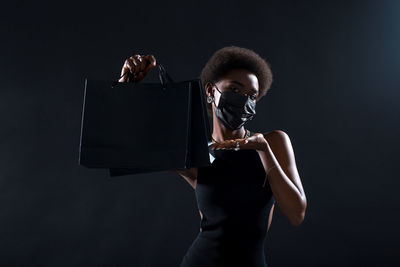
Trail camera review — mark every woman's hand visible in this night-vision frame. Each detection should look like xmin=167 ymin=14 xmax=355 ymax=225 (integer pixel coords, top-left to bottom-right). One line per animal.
xmin=209 ymin=133 xmax=269 ymax=152
xmin=119 ymin=54 xmax=157 ymax=83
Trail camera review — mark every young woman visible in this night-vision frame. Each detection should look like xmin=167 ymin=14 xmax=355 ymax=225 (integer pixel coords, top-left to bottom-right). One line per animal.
xmin=119 ymin=46 xmax=307 ymax=267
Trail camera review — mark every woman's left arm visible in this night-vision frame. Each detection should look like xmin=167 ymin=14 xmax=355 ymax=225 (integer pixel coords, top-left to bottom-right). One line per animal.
xmin=256 ymin=130 xmax=307 ymax=226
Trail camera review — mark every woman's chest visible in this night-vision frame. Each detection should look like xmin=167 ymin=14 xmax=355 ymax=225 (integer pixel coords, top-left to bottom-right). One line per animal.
xmin=195 ymin=150 xmax=273 ymax=211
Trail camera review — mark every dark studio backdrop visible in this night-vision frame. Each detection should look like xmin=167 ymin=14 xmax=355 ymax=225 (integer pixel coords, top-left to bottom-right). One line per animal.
xmin=1 ymin=0 xmax=399 ymax=266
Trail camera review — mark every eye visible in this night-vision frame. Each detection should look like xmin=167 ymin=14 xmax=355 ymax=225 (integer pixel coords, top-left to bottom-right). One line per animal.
xmin=250 ymin=94 xmax=257 ymax=101
xmin=229 ymin=86 xmax=240 ymax=93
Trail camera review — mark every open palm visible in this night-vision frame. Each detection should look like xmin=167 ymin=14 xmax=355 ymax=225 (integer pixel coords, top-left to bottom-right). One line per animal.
xmin=209 ymin=133 xmax=268 ymax=152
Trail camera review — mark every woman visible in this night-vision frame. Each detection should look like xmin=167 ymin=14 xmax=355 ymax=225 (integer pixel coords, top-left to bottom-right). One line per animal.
xmin=119 ymin=46 xmax=307 ymax=267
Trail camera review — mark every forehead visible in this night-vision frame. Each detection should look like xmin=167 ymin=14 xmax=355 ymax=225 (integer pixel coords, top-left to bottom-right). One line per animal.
xmin=218 ymin=68 xmax=259 ymax=91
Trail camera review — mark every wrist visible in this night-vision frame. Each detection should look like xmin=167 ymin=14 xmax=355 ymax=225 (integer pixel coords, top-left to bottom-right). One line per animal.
xmin=256 ymin=140 xmax=269 ymax=152
xmin=266 ymin=165 xmax=277 ymax=175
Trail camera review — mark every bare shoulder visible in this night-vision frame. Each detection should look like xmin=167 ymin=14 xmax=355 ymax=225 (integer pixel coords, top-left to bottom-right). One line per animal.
xmin=262 ymin=130 xmax=297 ymax=170
xmin=262 ymin=130 xmax=290 ymax=146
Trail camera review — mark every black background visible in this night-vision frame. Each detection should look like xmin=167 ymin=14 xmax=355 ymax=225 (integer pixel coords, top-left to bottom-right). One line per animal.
xmin=1 ymin=0 xmax=399 ymax=266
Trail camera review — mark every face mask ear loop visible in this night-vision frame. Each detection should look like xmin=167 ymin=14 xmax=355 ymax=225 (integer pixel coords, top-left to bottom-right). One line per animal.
xmin=213 ymin=83 xmax=222 ymax=94
xmin=212 ymin=83 xmax=222 ymax=106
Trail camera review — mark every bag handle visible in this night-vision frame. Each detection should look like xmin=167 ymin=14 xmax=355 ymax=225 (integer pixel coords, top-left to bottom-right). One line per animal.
xmin=117 ymin=63 xmax=174 ymax=90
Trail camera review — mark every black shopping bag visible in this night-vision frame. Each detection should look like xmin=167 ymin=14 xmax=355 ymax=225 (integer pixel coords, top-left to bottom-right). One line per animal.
xmin=79 ymin=64 xmax=212 ymax=176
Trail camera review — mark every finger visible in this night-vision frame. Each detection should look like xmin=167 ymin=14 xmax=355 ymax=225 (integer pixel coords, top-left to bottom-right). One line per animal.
xmin=119 ymin=68 xmax=129 ymax=82
xmin=143 ymin=54 xmax=157 ymax=73
xmin=135 ymin=54 xmax=146 ymax=73
xmin=229 ymin=139 xmax=243 ymax=150
xmin=218 ymin=142 xmax=231 ymax=150
xmin=128 ymin=58 xmax=142 ymax=82
xmin=129 ymin=56 xmax=144 ymax=82
xmin=230 ymin=139 xmax=238 ymax=148
xmin=239 ymin=138 xmax=249 ymax=146
xmin=120 ymin=59 xmax=135 ymax=82
xmin=127 ymin=57 xmax=138 ymax=74
xmin=213 ymin=144 xmax=223 ymax=150
xmin=133 ymin=54 xmax=146 ymax=73
xmin=129 ymin=56 xmax=140 ymax=73
xmin=121 ymin=59 xmax=131 ymax=75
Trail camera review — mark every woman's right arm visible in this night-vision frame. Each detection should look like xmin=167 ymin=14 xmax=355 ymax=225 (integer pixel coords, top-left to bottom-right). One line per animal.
xmin=167 ymin=168 xmax=198 ymax=190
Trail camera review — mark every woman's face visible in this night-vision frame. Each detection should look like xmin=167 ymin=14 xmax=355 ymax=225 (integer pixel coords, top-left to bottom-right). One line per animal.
xmin=208 ymin=68 xmax=259 ymax=108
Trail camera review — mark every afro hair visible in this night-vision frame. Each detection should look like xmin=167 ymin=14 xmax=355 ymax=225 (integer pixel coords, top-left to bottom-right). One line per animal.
xmin=200 ymin=46 xmax=273 ymax=117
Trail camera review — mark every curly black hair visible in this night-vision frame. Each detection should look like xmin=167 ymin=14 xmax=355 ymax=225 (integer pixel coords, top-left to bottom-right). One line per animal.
xmin=200 ymin=45 xmax=273 ymax=117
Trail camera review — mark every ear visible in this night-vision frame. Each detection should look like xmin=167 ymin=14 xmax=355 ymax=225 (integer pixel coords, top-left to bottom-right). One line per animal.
xmin=205 ymin=82 xmax=214 ymax=97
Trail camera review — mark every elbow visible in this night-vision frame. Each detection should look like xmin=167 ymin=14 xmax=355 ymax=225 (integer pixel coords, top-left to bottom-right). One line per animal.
xmin=289 ymin=199 xmax=307 ymax=226
xmin=289 ymin=210 xmax=305 ymax=226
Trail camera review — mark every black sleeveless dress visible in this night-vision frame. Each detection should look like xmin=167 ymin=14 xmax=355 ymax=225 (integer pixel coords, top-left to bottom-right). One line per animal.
xmin=180 ymin=130 xmax=276 ymax=267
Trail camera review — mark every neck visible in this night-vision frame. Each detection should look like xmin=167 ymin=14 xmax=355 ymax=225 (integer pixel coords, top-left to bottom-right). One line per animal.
xmin=211 ymin=109 xmax=245 ymax=142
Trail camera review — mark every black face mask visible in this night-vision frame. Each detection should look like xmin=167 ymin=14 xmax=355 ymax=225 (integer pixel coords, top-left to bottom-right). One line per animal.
xmin=213 ymin=84 xmax=256 ymax=130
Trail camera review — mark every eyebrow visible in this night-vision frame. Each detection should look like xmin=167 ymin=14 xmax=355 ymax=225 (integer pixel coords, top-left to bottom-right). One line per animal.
xmin=229 ymin=80 xmax=258 ymax=93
